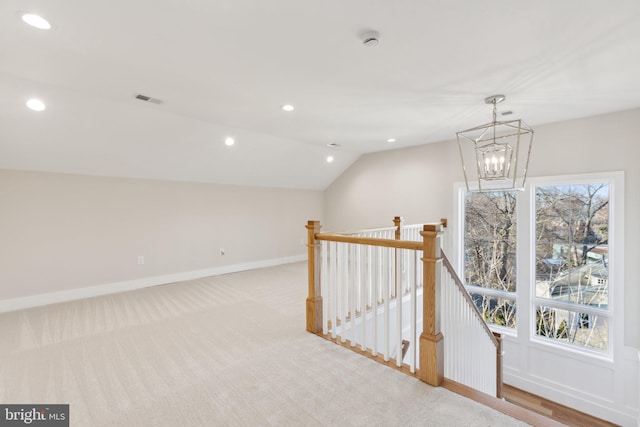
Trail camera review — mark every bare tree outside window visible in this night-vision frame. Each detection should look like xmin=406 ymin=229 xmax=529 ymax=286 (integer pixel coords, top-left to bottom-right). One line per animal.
xmin=461 ymin=177 xmax=615 ymax=353
xmin=464 ymin=191 xmax=517 ymax=328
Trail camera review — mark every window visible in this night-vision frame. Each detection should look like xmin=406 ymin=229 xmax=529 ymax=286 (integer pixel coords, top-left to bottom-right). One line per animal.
xmin=463 ymin=191 xmax=517 ymax=329
xmin=459 ymin=173 xmax=620 ymax=357
xmin=534 ymin=183 xmax=610 ymax=352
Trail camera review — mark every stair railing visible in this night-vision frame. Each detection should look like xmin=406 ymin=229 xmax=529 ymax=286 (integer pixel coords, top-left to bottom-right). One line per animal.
xmin=441 ymin=252 xmax=503 ymax=397
xmin=306 ymin=217 xmax=502 ymax=397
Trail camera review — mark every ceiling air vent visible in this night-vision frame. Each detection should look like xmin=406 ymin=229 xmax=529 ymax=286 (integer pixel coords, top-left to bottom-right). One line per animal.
xmin=135 ymin=94 xmax=163 ymax=104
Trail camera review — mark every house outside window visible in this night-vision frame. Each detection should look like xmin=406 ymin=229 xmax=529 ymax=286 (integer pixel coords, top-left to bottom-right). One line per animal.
xmin=534 ymin=183 xmax=610 ymax=352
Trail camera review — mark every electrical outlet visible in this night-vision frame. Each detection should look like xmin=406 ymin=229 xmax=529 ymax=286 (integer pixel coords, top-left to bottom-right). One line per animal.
xmin=137 ymin=255 xmax=145 ymax=265
xmin=220 ymin=248 xmax=225 ymax=256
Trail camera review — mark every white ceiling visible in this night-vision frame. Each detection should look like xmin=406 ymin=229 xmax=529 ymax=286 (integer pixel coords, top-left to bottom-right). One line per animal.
xmin=2 ymin=1 xmax=640 ymax=190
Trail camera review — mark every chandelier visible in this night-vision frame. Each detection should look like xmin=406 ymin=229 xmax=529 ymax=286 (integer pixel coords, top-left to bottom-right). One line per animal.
xmin=456 ymin=95 xmax=533 ymax=191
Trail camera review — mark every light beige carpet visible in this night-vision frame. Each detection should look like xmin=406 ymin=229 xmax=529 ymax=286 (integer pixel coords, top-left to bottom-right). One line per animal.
xmin=0 ymin=262 xmax=529 ymax=426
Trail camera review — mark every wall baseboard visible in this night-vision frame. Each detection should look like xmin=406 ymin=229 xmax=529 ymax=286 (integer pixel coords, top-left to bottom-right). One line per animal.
xmin=0 ymin=254 xmax=306 ymax=314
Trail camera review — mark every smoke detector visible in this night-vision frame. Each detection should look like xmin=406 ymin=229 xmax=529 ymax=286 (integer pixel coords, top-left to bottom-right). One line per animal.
xmin=361 ymin=31 xmax=380 ymax=47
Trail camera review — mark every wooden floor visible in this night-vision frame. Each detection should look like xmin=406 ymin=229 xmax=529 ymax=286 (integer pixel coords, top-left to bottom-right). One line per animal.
xmin=502 ymin=384 xmax=619 ymax=427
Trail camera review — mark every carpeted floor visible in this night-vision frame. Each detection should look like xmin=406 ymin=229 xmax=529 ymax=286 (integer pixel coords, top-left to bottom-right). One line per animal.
xmin=0 ymin=262 xmax=529 ymax=426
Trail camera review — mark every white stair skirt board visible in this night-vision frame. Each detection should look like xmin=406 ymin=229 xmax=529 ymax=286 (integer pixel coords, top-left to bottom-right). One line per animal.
xmin=0 ymin=254 xmax=306 ymax=313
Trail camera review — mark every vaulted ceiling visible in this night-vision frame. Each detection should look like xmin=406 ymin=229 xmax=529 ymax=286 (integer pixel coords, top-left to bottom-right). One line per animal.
xmin=2 ymin=1 xmax=640 ymax=190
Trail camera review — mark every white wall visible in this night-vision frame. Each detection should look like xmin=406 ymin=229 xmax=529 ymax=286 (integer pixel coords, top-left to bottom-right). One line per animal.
xmin=324 ymin=107 xmax=640 ymax=425
xmin=0 ymin=170 xmax=322 ymax=304
xmin=324 ymin=138 xmax=461 ymax=231
xmin=326 ymin=107 xmax=639 ymax=348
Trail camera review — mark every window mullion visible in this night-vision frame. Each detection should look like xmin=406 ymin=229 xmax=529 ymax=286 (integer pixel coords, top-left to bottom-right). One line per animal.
xmin=517 ymin=184 xmax=533 ymax=342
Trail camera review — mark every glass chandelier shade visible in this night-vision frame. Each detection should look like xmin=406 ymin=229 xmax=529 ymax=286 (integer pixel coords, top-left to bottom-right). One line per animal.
xmin=456 ymin=95 xmax=533 ymax=192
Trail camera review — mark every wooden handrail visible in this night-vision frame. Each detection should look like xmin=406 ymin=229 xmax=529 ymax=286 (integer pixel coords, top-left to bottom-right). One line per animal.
xmin=441 ymin=251 xmax=499 ymax=348
xmin=314 ymin=233 xmax=423 ymax=251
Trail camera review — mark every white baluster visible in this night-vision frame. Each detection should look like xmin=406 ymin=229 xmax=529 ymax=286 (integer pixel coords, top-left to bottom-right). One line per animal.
xmin=350 ymin=244 xmax=356 ymax=346
xmin=444 ymin=272 xmax=450 ymax=379
xmin=367 ymin=246 xmax=372 ymax=311
xmin=329 ymin=241 xmax=337 ymax=339
xmin=383 ymin=247 xmax=390 ymax=362
xmin=336 ymin=242 xmax=342 ymax=340
xmin=341 ymin=242 xmax=348 ymax=343
xmin=322 ymin=241 xmax=328 ymax=335
xmin=372 ymin=245 xmax=379 ymax=357
xmin=396 ymin=248 xmax=403 ymax=367
xmin=359 ymin=245 xmax=367 ymax=352
xmin=410 ymin=251 xmax=417 ymax=373
xmin=444 ymin=272 xmax=449 ymax=379
xmin=465 ymin=296 xmax=470 ymax=387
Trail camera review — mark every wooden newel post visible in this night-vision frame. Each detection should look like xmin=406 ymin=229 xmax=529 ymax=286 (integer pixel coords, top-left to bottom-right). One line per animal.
xmin=393 ymin=216 xmax=402 ymax=240
xmin=419 ymin=223 xmax=444 ymax=386
xmin=306 ymin=220 xmax=323 ymax=333
xmin=393 ymin=216 xmax=402 ymax=297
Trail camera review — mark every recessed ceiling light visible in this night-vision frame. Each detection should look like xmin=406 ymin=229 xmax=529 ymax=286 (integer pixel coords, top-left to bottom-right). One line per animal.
xmin=326 ymin=143 xmax=340 ymax=147
xmin=26 ymin=99 xmax=46 ymax=111
xmin=224 ymin=137 xmax=235 ymax=146
xmin=21 ymin=13 xmax=51 ymax=30
xmin=326 ymin=155 xmax=334 ymax=163
xmin=387 ymin=138 xmax=396 ymax=143
xmin=281 ymin=104 xmax=295 ymax=112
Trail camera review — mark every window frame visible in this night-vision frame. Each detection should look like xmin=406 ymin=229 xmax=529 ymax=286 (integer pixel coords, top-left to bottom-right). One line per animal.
xmin=453 ymin=171 xmax=624 ymax=361
xmin=461 ymin=189 xmax=519 ymax=333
